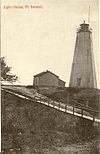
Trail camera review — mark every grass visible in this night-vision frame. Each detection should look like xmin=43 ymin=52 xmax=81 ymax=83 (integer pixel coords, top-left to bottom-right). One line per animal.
xmin=1 ymin=85 xmax=100 ymax=153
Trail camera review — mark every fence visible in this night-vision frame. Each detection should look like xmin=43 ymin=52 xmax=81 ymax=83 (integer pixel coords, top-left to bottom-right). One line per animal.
xmin=2 ymin=88 xmax=100 ymax=123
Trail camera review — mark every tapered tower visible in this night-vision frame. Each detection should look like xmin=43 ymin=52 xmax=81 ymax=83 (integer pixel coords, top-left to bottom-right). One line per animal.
xmin=69 ymin=21 xmax=97 ymax=88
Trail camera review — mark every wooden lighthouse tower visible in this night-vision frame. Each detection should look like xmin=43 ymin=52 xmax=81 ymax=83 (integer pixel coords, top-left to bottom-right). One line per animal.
xmin=69 ymin=21 xmax=97 ymax=88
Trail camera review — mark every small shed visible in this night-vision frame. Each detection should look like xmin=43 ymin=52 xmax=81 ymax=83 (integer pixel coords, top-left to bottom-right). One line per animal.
xmin=33 ymin=70 xmax=65 ymax=88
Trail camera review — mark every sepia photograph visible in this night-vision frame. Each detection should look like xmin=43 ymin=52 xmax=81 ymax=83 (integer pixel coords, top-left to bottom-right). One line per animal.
xmin=1 ymin=0 xmax=100 ymax=153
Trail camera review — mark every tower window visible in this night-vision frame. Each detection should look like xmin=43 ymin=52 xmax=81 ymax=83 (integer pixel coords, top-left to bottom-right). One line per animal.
xmin=77 ymin=78 xmax=81 ymax=86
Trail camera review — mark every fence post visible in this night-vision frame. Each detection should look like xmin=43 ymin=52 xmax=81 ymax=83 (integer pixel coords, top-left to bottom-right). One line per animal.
xmin=53 ymin=101 xmax=55 ymax=107
xmin=73 ymin=107 xmax=74 ymax=115
xmin=34 ymin=96 xmax=36 ymax=101
xmin=48 ymin=100 xmax=50 ymax=106
xmin=59 ymin=102 xmax=60 ymax=110
xmin=39 ymin=96 xmax=41 ymax=102
xmin=93 ymin=114 xmax=95 ymax=122
xmin=81 ymin=109 xmax=83 ymax=117
xmin=65 ymin=105 xmax=67 ymax=112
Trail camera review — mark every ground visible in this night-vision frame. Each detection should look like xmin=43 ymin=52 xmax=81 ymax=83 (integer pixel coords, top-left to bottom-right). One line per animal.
xmin=1 ymin=85 xmax=100 ymax=153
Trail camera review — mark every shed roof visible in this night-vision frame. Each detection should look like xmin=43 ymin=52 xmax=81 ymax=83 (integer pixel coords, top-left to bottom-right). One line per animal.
xmin=34 ymin=70 xmax=59 ymax=78
xmin=59 ymin=78 xmax=66 ymax=83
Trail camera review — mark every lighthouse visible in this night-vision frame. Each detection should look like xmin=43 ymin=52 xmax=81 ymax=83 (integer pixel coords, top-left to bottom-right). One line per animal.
xmin=69 ymin=21 xmax=97 ymax=88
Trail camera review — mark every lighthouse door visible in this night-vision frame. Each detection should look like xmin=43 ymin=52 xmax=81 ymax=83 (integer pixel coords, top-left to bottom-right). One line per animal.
xmin=77 ymin=78 xmax=81 ymax=87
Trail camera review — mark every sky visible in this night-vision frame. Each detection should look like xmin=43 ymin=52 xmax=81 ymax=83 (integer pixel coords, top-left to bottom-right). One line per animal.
xmin=1 ymin=0 xmax=99 ymax=88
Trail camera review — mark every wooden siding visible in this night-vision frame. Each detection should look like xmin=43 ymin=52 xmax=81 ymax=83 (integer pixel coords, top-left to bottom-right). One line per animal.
xmin=58 ymin=79 xmax=65 ymax=88
xmin=38 ymin=72 xmax=59 ymax=87
xmin=33 ymin=71 xmax=65 ymax=88
xmin=33 ymin=72 xmax=59 ymax=87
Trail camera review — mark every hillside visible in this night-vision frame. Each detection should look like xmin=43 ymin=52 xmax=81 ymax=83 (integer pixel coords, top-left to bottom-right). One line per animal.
xmin=2 ymin=85 xmax=100 ymax=111
xmin=42 ymin=87 xmax=100 ymax=111
xmin=1 ymin=87 xmax=100 ymax=154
